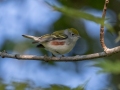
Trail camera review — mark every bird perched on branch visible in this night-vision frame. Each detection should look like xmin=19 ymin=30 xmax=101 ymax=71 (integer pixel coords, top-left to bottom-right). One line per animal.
xmin=22 ymin=28 xmax=80 ymax=56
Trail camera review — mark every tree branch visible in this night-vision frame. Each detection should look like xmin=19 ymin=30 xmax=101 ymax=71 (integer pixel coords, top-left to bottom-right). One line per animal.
xmin=100 ymin=0 xmax=109 ymax=52
xmin=0 ymin=46 xmax=120 ymax=61
xmin=1 ymin=0 xmax=119 ymax=61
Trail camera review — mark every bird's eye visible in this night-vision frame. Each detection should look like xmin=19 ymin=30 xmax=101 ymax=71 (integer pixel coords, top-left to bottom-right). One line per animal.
xmin=72 ymin=33 xmax=75 ymax=36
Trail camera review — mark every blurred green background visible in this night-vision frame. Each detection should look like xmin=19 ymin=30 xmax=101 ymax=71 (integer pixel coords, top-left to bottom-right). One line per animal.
xmin=0 ymin=0 xmax=120 ymax=90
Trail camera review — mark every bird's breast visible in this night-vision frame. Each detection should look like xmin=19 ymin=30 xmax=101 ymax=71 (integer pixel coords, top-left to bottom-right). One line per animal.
xmin=51 ymin=41 xmax=65 ymax=45
xmin=42 ymin=40 xmax=75 ymax=55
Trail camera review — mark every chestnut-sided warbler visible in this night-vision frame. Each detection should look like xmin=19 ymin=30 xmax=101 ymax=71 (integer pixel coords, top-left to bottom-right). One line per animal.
xmin=22 ymin=28 xmax=80 ymax=56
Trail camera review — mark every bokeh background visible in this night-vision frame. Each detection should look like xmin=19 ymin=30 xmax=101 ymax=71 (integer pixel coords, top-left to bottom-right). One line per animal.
xmin=0 ymin=0 xmax=120 ymax=90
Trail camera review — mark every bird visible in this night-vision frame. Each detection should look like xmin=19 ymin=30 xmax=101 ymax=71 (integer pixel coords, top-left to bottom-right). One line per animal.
xmin=22 ymin=28 xmax=80 ymax=56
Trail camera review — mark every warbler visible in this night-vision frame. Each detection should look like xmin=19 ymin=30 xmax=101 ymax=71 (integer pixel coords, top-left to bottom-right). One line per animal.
xmin=22 ymin=28 xmax=80 ymax=56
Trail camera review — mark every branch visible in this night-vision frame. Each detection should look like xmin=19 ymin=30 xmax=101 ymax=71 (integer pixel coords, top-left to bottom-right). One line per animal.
xmin=0 ymin=46 xmax=120 ymax=61
xmin=100 ymin=0 xmax=109 ymax=52
xmin=1 ymin=0 xmax=119 ymax=61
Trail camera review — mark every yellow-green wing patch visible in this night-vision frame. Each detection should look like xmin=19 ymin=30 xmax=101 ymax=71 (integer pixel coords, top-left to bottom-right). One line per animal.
xmin=51 ymin=30 xmax=68 ymax=40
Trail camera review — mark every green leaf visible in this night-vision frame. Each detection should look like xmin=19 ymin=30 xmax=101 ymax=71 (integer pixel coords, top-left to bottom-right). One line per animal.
xmin=52 ymin=6 xmax=103 ymax=24
xmin=13 ymin=82 xmax=28 ymax=90
xmin=115 ymin=31 xmax=120 ymax=43
xmin=50 ymin=85 xmax=70 ymax=90
xmin=0 ymin=83 xmax=6 ymax=90
xmin=93 ymin=60 xmax=120 ymax=74
xmin=72 ymin=85 xmax=84 ymax=90
xmin=48 ymin=4 xmax=114 ymax=33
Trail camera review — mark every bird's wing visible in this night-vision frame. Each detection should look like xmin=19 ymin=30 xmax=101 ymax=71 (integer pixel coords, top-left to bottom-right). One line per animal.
xmin=51 ymin=30 xmax=68 ymax=40
xmin=37 ymin=31 xmax=68 ymax=42
xmin=40 ymin=34 xmax=53 ymax=43
xmin=22 ymin=31 xmax=68 ymax=43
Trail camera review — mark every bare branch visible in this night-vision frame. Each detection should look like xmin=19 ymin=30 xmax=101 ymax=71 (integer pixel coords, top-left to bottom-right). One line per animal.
xmin=1 ymin=0 xmax=118 ymax=61
xmin=100 ymin=0 xmax=109 ymax=52
xmin=0 ymin=46 xmax=120 ymax=61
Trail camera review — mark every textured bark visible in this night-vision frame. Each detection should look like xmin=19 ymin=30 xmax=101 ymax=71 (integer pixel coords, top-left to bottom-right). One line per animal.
xmin=100 ymin=0 xmax=109 ymax=52
xmin=0 ymin=46 xmax=120 ymax=61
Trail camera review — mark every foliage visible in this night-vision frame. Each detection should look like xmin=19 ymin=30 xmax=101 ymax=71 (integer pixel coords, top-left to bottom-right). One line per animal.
xmin=94 ymin=60 xmax=120 ymax=74
xmin=0 ymin=0 xmax=120 ymax=90
xmin=0 ymin=80 xmax=85 ymax=90
xmin=49 ymin=4 xmax=114 ymax=33
xmin=52 ymin=5 xmax=103 ymax=24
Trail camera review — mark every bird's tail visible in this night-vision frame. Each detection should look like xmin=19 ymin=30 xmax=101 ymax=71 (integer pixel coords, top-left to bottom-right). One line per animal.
xmin=22 ymin=35 xmax=40 ymax=43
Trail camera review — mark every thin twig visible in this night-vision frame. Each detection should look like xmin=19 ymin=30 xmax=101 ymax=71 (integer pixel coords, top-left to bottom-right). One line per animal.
xmin=0 ymin=46 xmax=120 ymax=61
xmin=100 ymin=0 xmax=109 ymax=52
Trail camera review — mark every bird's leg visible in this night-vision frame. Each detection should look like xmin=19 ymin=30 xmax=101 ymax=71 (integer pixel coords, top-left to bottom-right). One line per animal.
xmin=55 ymin=50 xmax=65 ymax=57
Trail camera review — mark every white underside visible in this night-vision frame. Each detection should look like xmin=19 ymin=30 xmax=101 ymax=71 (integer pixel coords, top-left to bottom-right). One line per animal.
xmin=42 ymin=40 xmax=76 ymax=55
